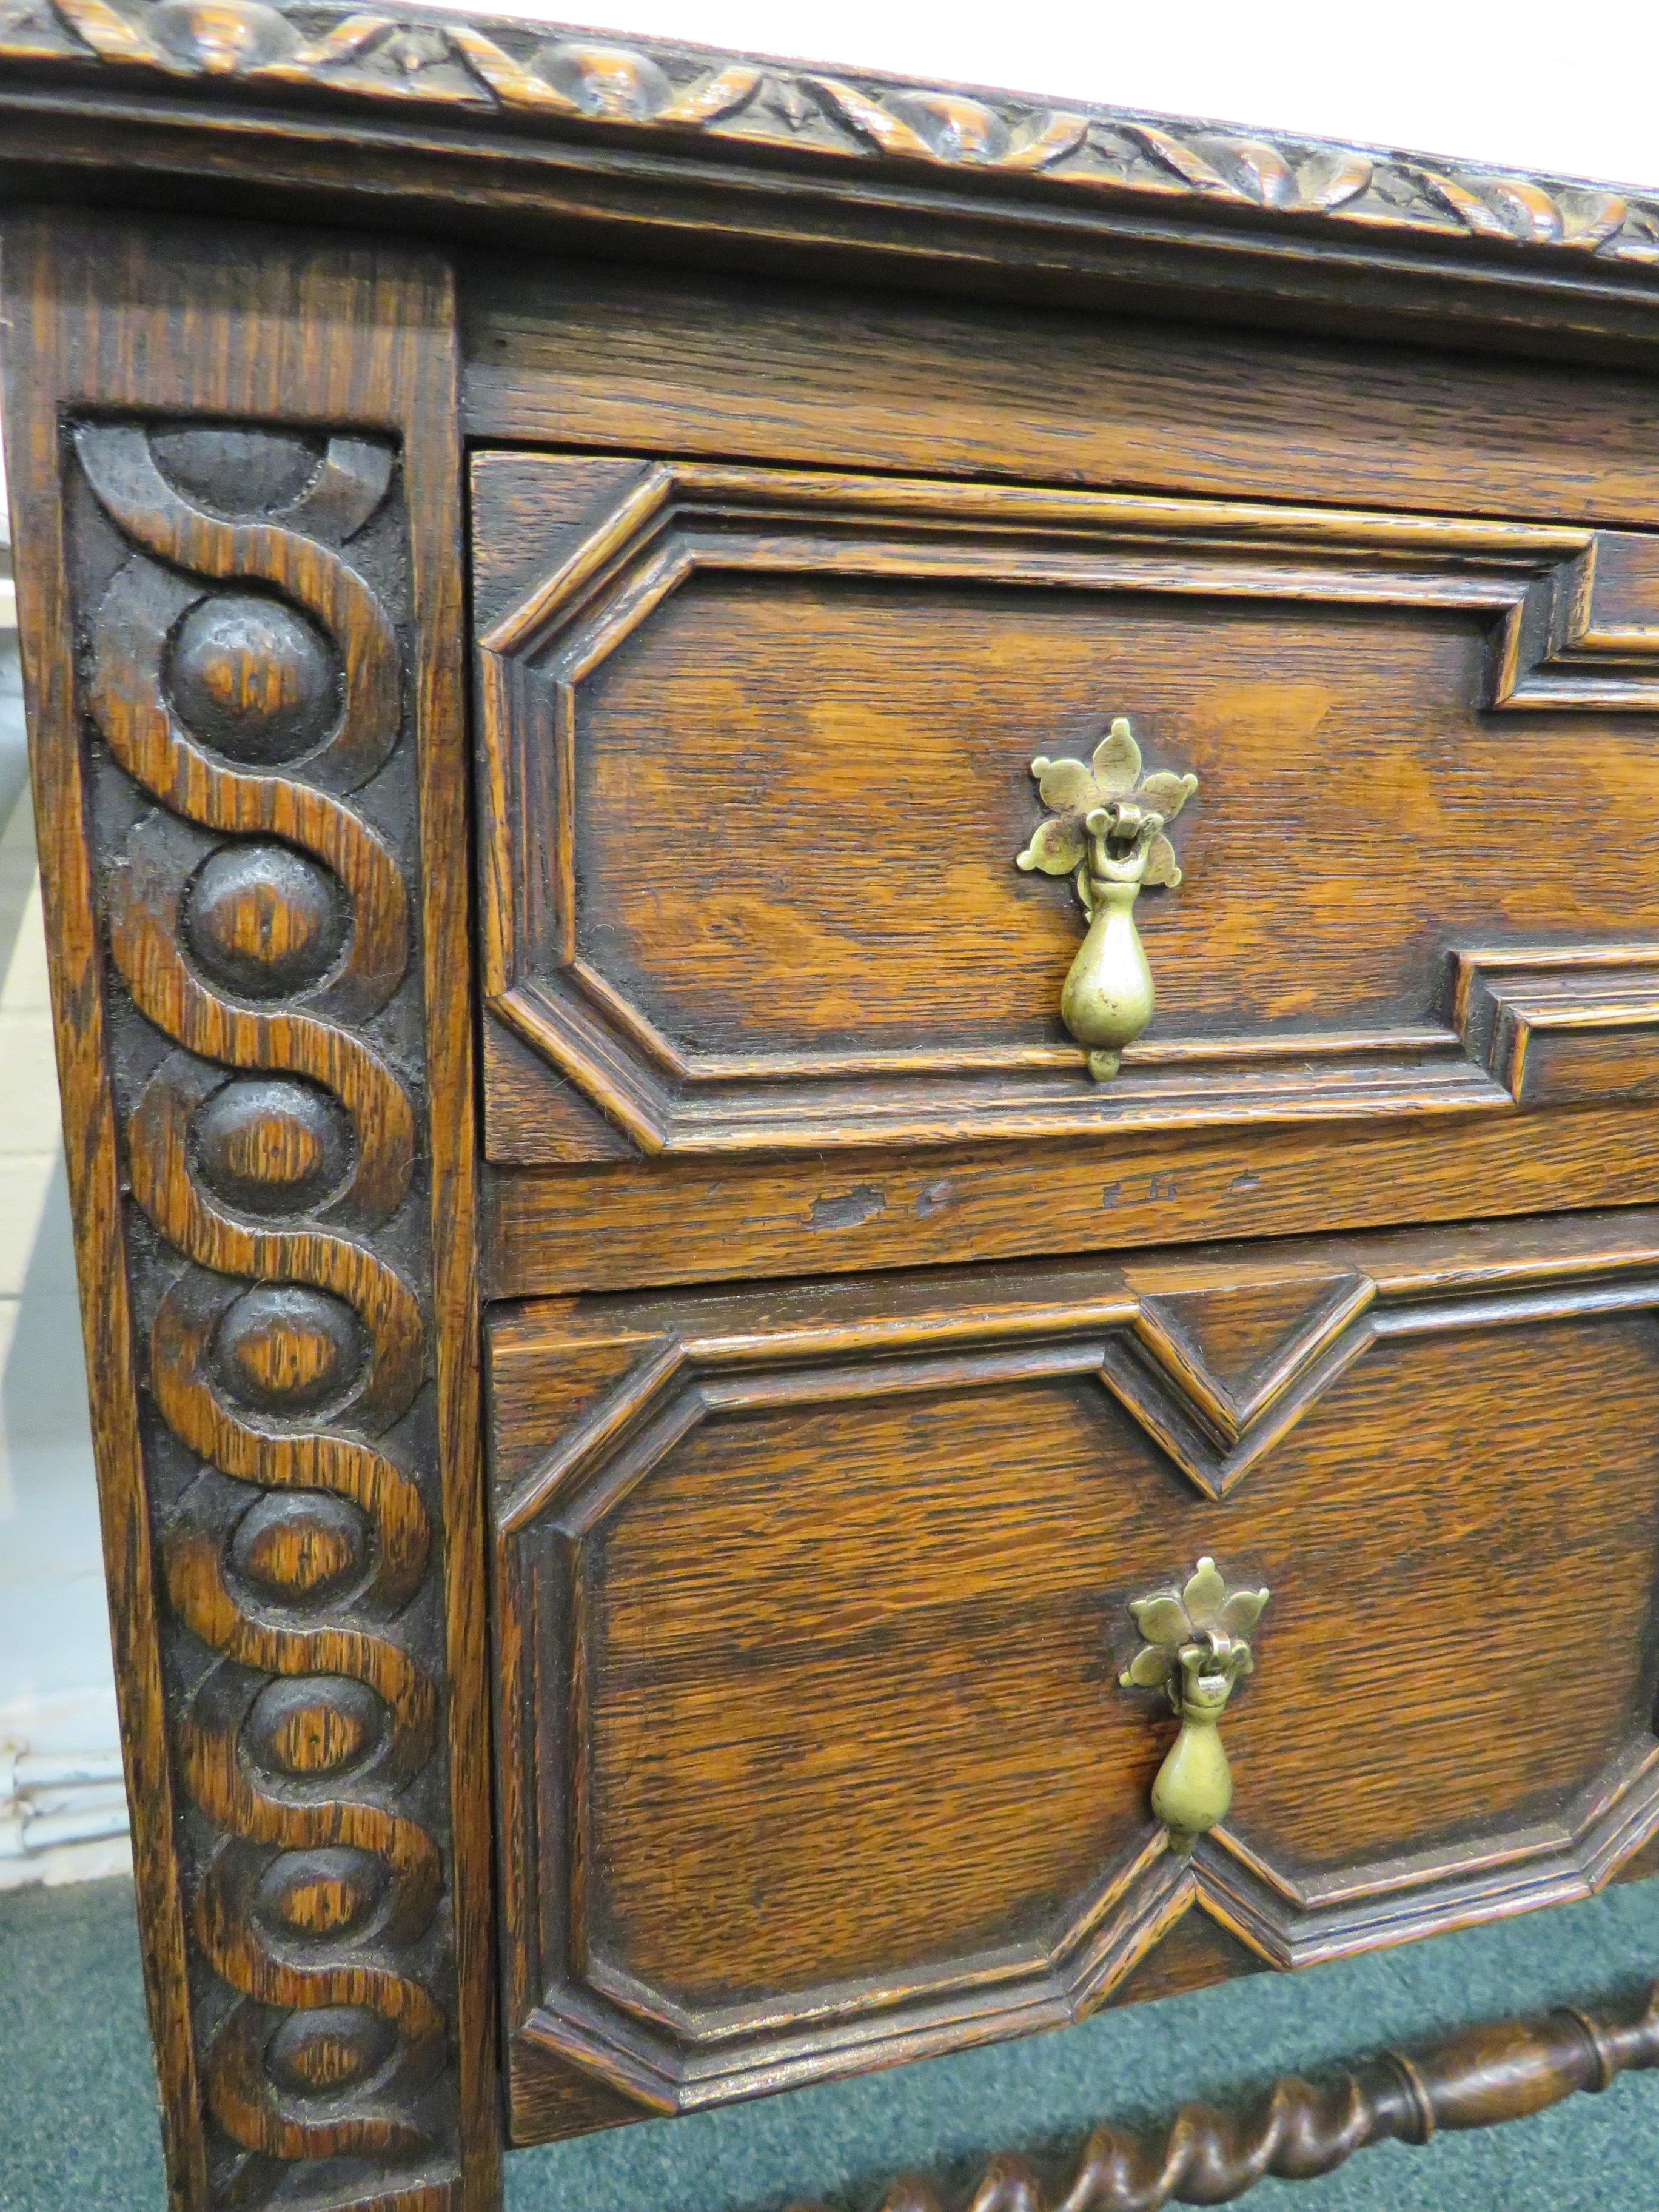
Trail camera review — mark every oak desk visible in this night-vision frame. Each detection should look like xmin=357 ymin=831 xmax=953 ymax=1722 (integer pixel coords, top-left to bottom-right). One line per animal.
xmin=4 ymin=10 xmax=1659 ymax=2207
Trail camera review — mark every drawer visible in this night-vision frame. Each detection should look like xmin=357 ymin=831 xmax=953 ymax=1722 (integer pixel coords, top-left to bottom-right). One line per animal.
xmin=473 ymin=448 xmax=1659 ymax=1169
xmin=486 ymin=1207 xmax=1659 ymax=2142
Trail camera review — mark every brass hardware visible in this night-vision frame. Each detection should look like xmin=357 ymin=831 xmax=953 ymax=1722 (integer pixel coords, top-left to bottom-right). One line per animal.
xmin=1017 ymin=718 xmax=1197 ymax=1081
xmin=1119 ymin=1556 xmax=1268 ymax=1855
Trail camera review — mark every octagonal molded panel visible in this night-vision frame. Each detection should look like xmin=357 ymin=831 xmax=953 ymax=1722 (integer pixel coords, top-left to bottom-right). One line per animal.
xmin=488 ymin=1215 xmax=1659 ymax=2136
xmin=474 ymin=449 xmax=1659 ymax=1160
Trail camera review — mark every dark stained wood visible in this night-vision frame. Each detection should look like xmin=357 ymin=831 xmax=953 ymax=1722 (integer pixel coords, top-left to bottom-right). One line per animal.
xmin=11 ymin=18 xmax=1659 ymax=2210
xmin=0 ymin=216 xmax=211 ymax=2212
xmin=783 ymin=1975 xmax=1659 ymax=2212
xmin=472 ymin=452 xmax=1659 ymax=1162
xmin=484 ymin=1107 xmax=1659 ymax=1297
xmin=466 ymin=260 xmax=1659 ymax=529
xmin=407 ymin=231 xmax=502 ymax=2212
xmin=1 ymin=212 xmax=498 ymax=2210
xmin=7 ymin=1 xmax=1659 ymax=276
xmin=488 ymin=1208 xmax=1659 ymax=2136
xmin=13 ymin=1 xmax=1659 ymax=370
xmin=1102 ymin=1910 xmax=1266 ymax=2011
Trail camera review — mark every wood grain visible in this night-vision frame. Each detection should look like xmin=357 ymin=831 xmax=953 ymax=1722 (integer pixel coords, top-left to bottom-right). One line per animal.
xmin=466 ymin=261 xmax=1659 ymax=529
xmin=18 ymin=0 xmax=1659 ymax=401
xmin=1 ymin=212 xmax=497 ymax=2212
xmin=782 ymin=1975 xmax=1659 ymax=2212
xmin=484 ymin=1104 xmax=1659 ymax=1298
xmin=15 ymin=21 xmax=1659 ymax=2203
xmin=0 ymin=215 xmax=210 ymax=2212
xmin=12 ymin=1 xmax=1659 ymax=338
xmin=473 ymin=453 xmax=1659 ymax=1160
xmin=490 ymin=1209 xmax=1659 ymax=2136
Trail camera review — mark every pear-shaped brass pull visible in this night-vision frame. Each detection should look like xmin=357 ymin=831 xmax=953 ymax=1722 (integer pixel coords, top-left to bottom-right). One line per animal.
xmin=1119 ymin=1557 xmax=1269 ymax=1855
xmin=1016 ymin=717 xmax=1196 ymax=1080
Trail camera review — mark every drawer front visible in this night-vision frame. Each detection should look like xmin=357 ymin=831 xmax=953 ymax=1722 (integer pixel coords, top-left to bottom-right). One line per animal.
xmin=474 ymin=449 xmax=1659 ymax=1167
xmin=488 ymin=1210 xmax=1659 ymax=2142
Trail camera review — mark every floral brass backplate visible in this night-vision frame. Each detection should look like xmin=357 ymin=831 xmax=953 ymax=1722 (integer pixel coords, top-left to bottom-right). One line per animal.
xmin=1120 ymin=1557 xmax=1269 ymax=1854
xmin=1017 ymin=717 xmax=1197 ymax=1079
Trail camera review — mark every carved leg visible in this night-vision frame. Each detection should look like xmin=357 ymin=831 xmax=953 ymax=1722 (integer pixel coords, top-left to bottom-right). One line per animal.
xmin=1 ymin=214 xmax=498 ymax=2211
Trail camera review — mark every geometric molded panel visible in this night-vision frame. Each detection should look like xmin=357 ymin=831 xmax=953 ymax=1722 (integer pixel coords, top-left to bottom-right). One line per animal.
xmin=488 ymin=1218 xmax=1659 ymax=2137
xmin=1141 ymin=1273 xmax=1372 ymax=1424
xmin=1118 ymin=1270 xmax=1375 ymax=1492
xmin=475 ymin=451 xmax=1659 ymax=1159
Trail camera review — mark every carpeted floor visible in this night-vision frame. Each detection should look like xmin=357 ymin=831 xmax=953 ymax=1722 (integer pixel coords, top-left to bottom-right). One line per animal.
xmin=5 ymin=1875 xmax=1659 ymax=2211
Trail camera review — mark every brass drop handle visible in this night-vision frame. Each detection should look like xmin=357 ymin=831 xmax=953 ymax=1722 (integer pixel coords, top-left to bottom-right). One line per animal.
xmin=1016 ymin=717 xmax=1197 ymax=1081
xmin=1119 ymin=1556 xmax=1269 ymax=1854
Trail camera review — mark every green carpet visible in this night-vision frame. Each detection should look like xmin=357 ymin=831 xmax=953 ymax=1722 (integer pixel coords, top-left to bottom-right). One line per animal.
xmin=5 ymin=1875 xmax=1658 ymax=2211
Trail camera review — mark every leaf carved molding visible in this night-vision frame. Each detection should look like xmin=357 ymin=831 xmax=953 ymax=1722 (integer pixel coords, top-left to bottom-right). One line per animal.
xmin=2 ymin=0 xmax=1658 ymax=272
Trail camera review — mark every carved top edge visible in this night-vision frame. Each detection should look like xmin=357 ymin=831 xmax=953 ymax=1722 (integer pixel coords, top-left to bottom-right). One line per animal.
xmin=5 ymin=0 xmax=1659 ymax=279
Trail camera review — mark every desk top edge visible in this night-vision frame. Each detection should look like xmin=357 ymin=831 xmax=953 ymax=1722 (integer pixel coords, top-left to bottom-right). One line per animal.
xmin=5 ymin=1 xmax=1659 ymax=341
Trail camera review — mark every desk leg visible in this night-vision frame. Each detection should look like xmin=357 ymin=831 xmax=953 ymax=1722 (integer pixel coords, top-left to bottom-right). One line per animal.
xmin=2 ymin=210 xmax=498 ymax=2212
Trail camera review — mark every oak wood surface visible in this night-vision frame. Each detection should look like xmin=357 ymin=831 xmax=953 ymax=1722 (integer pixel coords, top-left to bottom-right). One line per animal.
xmin=471 ymin=447 xmax=1659 ymax=1163
xmin=466 ymin=260 xmax=1659 ymax=528
xmin=8 ymin=17 xmax=1659 ymax=2205
xmin=484 ymin=1103 xmax=1659 ymax=1298
xmin=1 ymin=210 xmax=497 ymax=2211
xmin=14 ymin=1 xmax=1659 ymax=370
xmin=488 ymin=1208 xmax=1659 ymax=2137
xmin=1 ymin=219 xmax=212 ymax=2212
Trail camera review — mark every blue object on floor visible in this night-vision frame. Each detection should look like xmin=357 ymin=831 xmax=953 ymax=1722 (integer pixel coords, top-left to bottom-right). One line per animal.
xmin=5 ymin=1874 xmax=1659 ymax=2210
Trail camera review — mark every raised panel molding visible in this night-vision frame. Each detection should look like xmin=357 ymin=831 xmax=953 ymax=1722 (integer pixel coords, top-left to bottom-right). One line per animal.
xmin=1455 ymin=943 xmax=1659 ymax=1104
xmin=489 ymin=1216 xmax=1659 ymax=2130
xmin=19 ymin=30 xmax=1659 ymax=2212
xmin=1110 ymin=1272 xmax=1375 ymax=1495
xmin=474 ymin=454 xmax=1659 ymax=1159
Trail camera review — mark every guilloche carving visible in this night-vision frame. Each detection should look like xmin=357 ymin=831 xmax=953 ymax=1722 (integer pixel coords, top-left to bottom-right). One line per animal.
xmin=76 ymin=417 xmax=456 ymax=2198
